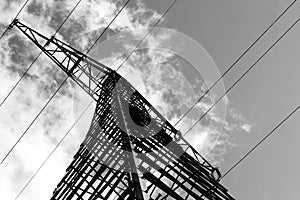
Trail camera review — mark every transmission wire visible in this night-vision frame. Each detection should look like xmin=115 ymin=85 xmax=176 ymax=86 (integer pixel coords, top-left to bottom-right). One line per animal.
xmin=11 ymin=0 xmax=131 ymax=197
xmin=0 ymin=0 xmax=83 ymax=107
xmin=116 ymin=0 xmax=178 ymax=71
xmin=14 ymin=101 xmax=93 ymax=200
xmin=182 ymin=17 xmax=300 ymax=138
xmin=0 ymin=0 xmax=85 ymax=163
xmin=173 ymin=0 xmax=298 ymax=127
xmin=0 ymin=0 xmax=130 ymax=165
xmin=220 ymin=105 xmax=300 ymax=179
xmin=13 ymin=2 xmax=300 ymax=197
xmin=0 ymin=78 xmax=68 ymax=164
xmin=12 ymin=0 xmax=177 ymax=197
xmin=0 ymin=0 xmax=31 ymax=40
xmin=86 ymin=0 xmax=130 ymax=54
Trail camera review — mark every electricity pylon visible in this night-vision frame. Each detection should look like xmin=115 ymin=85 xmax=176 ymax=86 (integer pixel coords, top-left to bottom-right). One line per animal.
xmin=10 ymin=19 xmax=235 ymax=200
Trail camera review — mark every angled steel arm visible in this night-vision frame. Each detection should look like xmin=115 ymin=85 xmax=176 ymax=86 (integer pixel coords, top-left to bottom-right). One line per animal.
xmin=10 ymin=19 xmax=112 ymax=101
xmin=10 ymin=19 xmax=220 ymax=179
xmin=9 ymin=19 xmax=236 ymax=200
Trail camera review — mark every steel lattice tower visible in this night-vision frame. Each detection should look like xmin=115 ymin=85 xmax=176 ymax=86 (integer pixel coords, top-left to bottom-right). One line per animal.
xmin=11 ymin=19 xmax=235 ymax=200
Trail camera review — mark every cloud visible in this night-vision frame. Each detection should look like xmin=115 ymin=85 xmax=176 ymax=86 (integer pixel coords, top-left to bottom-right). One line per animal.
xmin=241 ymin=123 xmax=252 ymax=133
xmin=0 ymin=0 xmax=252 ymax=199
xmin=0 ymin=1 xmax=164 ymax=199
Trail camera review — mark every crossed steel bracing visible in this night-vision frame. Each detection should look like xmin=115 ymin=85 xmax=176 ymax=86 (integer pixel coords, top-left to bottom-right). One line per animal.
xmin=11 ymin=19 xmax=235 ymax=200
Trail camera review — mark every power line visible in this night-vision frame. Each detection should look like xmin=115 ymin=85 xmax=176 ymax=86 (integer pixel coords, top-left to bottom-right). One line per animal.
xmin=55 ymin=0 xmax=83 ymax=36
xmin=0 ymin=0 xmax=83 ymax=107
xmin=173 ymin=0 xmax=298 ymax=128
xmin=0 ymin=0 xmax=130 ymax=164
xmin=67 ymin=0 xmax=130 ymax=80
xmin=116 ymin=0 xmax=178 ymax=71
xmin=221 ymin=105 xmax=300 ymax=179
xmin=86 ymin=0 xmax=130 ymax=54
xmin=14 ymin=101 xmax=93 ymax=200
xmin=11 ymin=1 xmax=132 ymax=198
xmin=0 ymin=78 xmax=68 ymax=164
xmin=9 ymin=1 xmax=299 ymax=197
xmin=182 ymin=16 xmax=300 ymax=138
xmin=12 ymin=0 xmax=177 ymax=196
xmin=0 ymin=0 xmax=31 ymax=40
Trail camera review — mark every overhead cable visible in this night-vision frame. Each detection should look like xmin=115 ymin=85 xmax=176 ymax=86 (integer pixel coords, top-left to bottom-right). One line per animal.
xmin=14 ymin=101 xmax=93 ymax=200
xmin=116 ymin=0 xmax=178 ymax=71
xmin=182 ymin=17 xmax=300 ymax=138
xmin=0 ymin=0 xmax=83 ymax=107
xmin=221 ymin=105 xmax=300 ymax=179
xmin=0 ymin=0 xmax=130 ymax=164
xmin=0 ymin=78 xmax=68 ymax=164
xmin=13 ymin=1 xmax=178 ymax=197
xmin=173 ymin=0 xmax=298 ymax=127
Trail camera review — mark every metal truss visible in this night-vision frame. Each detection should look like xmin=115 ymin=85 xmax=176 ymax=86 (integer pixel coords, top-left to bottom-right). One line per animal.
xmin=11 ymin=19 xmax=235 ymax=200
xmin=10 ymin=19 xmax=111 ymax=102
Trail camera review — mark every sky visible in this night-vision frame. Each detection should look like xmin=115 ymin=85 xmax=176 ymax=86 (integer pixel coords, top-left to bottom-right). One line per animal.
xmin=0 ymin=0 xmax=299 ymax=200
xmin=158 ymin=0 xmax=300 ymax=199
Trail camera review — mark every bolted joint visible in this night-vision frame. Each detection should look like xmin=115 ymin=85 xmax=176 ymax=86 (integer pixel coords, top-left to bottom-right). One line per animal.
xmin=211 ymin=167 xmax=221 ymax=181
xmin=174 ymin=130 xmax=182 ymax=142
xmin=68 ymin=56 xmax=84 ymax=76
xmin=8 ymin=18 xmax=19 ymax=30
xmin=45 ymin=35 xmax=56 ymax=47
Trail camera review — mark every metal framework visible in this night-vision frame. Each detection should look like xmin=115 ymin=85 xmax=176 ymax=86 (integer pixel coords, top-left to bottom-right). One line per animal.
xmin=10 ymin=19 xmax=235 ymax=200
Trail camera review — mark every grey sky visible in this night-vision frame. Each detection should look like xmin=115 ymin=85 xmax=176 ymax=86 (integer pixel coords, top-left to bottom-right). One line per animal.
xmin=0 ymin=0 xmax=299 ymax=199
xmin=155 ymin=0 xmax=300 ymax=199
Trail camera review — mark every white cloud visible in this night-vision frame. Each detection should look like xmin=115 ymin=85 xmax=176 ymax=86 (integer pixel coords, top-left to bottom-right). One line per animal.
xmin=241 ymin=123 xmax=252 ymax=133
xmin=0 ymin=1 xmax=164 ymax=199
xmin=0 ymin=0 xmax=252 ymax=199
